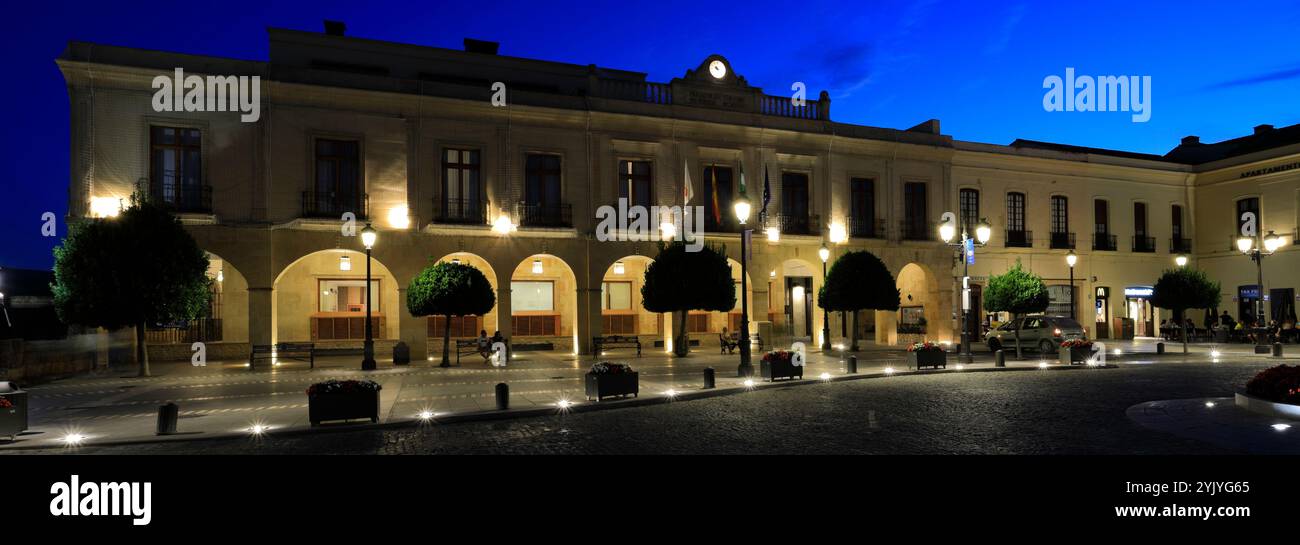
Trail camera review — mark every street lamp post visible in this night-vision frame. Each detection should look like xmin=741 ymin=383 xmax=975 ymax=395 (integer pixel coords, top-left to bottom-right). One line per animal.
xmin=819 ymin=241 xmax=831 ymax=351
xmin=940 ymin=215 xmax=992 ymax=364
xmin=1175 ymin=254 xmax=1188 ymax=267
xmin=1066 ymin=250 xmax=1078 ymax=320
xmin=735 ymin=192 xmax=753 ymax=377
xmin=360 ymin=223 xmax=378 ymax=371
xmin=1237 ymin=230 xmax=1285 ymax=349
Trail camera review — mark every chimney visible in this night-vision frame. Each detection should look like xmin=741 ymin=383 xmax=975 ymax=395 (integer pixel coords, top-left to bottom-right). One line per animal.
xmin=1254 ymin=124 xmax=1275 ymax=135
xmin=463 ymin=38 xmax=499 ymax=55
xmin=907 ymin=119 xmax=941 ymax=135
xmin=324 ymin=20 xmax=346 ymax=36
xmin=1180 ymin=135 xmax=1200 ymax=146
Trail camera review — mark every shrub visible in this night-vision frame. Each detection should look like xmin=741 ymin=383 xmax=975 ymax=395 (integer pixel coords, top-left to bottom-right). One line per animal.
xmin=1060 ymin=339 xmax=1094 ymax=348
xmin=590 ymin=362 xmax=634 ymax=374
xmin=761 ymin=350 xmax=793 ymax=364
xmin=0 ymin=397 xmax=12 ymax=409
xmin=907 ymin=342 xmax=943 ymax=352
xmin=306 ymin=380 xmax=382 ymax=396
xmin=1245 ymin=365 xmax=1300 ymax=405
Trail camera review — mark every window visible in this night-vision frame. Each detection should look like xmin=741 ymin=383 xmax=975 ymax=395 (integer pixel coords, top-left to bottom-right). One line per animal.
xmin=313 ymin=139 xmax=362 ymax=215
xmin=524 ymin=154 xmax=562 ymax=207
xmin=150 ymin=126 xmax=203 ymax=208
xmin=780 ymin=172 xmax=811 ymax=233
xmin=318 ymin=279 xmax=379 ymax=313
xmin=1236 ymin=197 xmax=1260 ymax=234
xmin=702 ymin=165 xmax=734 ymax=229
xmin=510 ymin=281 xmax=554 ymax=312
xmin=851 ymin=178 xmax=876 ymax=236
xmin=959 ymin=188 xmax=980 ymax=232
xmin=903 ymin=182 xmax=927 ymax=239
xmin=1047 ymin=285 xmax=1076 ymax=318
xmin=1094 ymin=199 xmax=1110 ymax=234
xmin=1134 ymin=202 xmax=1148 ymax=237
xmin=442 ymin=148 xmax=482 ymax=221
xmin=1006 ymin=192 xmax=1026 ymax=231
xmin=618 ymin=160 xmax=653 ymax=208
xmin=1171 ymin=204 xmax=1183 ymax=240
xmin=601 ymin=281 xmax=632 ymax=310
xmin=1050 ymin=196 xmax=1069 ymax=234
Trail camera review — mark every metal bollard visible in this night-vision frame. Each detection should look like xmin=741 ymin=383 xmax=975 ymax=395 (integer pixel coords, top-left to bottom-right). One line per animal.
xmin=495 ymin=383 xmax=510 ymax=410
xmin=1156 ymin=342 xmax=1164 ymax=354
xmin=702 ymin=367 xmax=716 ymax=389
xmin=995 ymin=349 xmax=1005 ymax=368
xmin=156 ymin=403 xmax=179 ymax=435
xmin=846 ymin=355 xmax=858 ymax=374
xmin=1274 ymin=342 xmax=1284 ymax=358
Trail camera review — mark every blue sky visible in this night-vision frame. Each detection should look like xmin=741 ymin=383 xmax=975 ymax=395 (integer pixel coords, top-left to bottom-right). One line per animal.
xmin=2 ymin=0 xmax=1298 ymax=270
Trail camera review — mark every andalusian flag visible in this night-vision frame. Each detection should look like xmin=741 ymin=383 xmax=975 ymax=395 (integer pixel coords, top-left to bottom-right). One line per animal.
xmin=682 ymin=160 xmax=694 ymax=205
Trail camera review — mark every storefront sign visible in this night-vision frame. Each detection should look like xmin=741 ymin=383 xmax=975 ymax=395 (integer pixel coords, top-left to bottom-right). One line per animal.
xmin=1124 ymin=286 xmax=1153 ymax=298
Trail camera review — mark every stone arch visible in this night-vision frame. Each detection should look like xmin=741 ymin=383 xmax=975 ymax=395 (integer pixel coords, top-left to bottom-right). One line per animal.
xmin=204 ymin=251 xmax=249 ymax=344
xmin=509 ymin=253 xmax=580 ymax=353
xmin=272 ymin=249 xmax=401 ymax=345
xmin=429 ymin=252 xmax=501 ymax=344
xmin=893 ymin=262 xmax=944 ymax=345
xmin=772 ymin=258 xmax=822 ymax=345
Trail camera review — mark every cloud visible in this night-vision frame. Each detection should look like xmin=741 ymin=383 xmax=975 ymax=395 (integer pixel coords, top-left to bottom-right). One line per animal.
xmin=1203 ymin=65 xmax=1300 ymax=90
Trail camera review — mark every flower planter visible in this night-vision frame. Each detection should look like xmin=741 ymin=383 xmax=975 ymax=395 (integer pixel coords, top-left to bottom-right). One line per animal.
xmin=1059 ymin=346 xmax=1091 ymax=365
xmin=0 ymin=390 xmax=27 ymax=441
xmin=909 ymin=350 xmax=946 ymax=370
xmin=308 ymin=389 xmax=381 ymax=426
xmin=585 ymin=371 xmax=638 ymax=401
xmin=760 ymin=357 xmax=803 ymax=381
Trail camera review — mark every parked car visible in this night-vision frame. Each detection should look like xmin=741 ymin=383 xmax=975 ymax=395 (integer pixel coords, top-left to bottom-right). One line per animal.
xmin=986 ymin=316 xmax=1087 ymax=353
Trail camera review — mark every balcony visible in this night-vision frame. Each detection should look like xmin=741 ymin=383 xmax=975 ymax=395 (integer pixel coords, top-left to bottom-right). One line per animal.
xmin=849 ymin=217 xmax=886 ymax=239
xmin=1004 ymin=229 xmax=1033 ymax=248
xmin=302 ymin=190 xmax=368 ymax=219
xmin=1170 ymin=237 xmax=1193 ymax=254
xmin=1093 ymin=233 xmax=1117 ymax=251
xmin=704 ymin=217 xmax=743 ymax=234
xmin=1132 ymin=235 xmax=1156 ymax=253
xmin=776 ymin=213 xmax=820 ymax=236
xmin=516 ymin=202 xmax=572 ymax=228
xmin=138 ymin=178 xmax=212 ymax=214
xmin=435 ymin=197 xmax=488 ymax=225
xmin=899 ymin=220 xmax=935 ymax=242
xmin=1049 ymin=232 xmax=1076 ymax=250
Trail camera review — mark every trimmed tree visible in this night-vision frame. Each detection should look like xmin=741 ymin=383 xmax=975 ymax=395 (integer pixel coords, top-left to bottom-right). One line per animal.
xmin=983 ymin=260 xmax=1050 ymax=359
xmin=817 ymin=250 xmax=901 ymax=351
xmin=406 ymin=261 xmax=497 ymax=367
xmin=52 ymin=196 xmax=212 ymax=377
xmin=1151 ymin=267 xmax=1221 ymax=354
xmin=642 ymin=242 xmax=735 ymax=357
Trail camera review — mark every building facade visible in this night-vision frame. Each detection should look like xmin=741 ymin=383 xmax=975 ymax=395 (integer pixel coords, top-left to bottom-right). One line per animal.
xmin=56 ymin=25 xmax=1300 ymax=360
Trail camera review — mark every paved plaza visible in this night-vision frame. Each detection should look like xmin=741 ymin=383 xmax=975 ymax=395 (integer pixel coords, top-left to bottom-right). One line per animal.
xmin=2 ymin=337 xmax=1296 ymax=453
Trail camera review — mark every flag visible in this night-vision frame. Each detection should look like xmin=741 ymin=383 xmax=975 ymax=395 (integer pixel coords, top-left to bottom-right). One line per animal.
xmin=738 ymin=163 xmax=747 ymax=197
xmin=709 ymin=164 xmax=721 ymax=225
xmin=682 ymin=160 xmax=694 ymax=205
xmin=760 ymin=165 xmax=771 ymax=222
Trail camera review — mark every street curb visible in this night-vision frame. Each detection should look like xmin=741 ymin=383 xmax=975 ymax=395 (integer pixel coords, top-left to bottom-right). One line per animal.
xmin=0 ymin=362 xmax=1117 ymax=451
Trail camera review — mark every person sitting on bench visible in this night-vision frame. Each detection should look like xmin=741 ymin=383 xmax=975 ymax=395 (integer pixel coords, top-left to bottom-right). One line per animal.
xmin=719 ymin=327 xmax=738 ymax=354
xmin=476 ymin=329 xmax=491 ymax=360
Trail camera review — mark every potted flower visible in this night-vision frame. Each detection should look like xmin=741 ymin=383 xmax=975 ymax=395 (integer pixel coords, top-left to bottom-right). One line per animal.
xmin=306 ymin=379 xmax=382 ymax=426
xmin=585 ymin=362 xmax=639 ymax=401
xmin=1058 ymin=339 xmax=1093 ymax=365
xmin=760 ymin=350 xmax=803 ymax=381
xmin=907 ymin=341 xmax=946 ymax=369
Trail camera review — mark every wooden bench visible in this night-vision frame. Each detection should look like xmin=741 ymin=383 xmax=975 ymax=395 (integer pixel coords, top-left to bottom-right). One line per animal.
xmin=455 ymin=339 xmax=487 ymax=365
xmin=593 ymin=335 xmax=641 ymax=356
xmin=249 ymin=342 xmax=315 ymax=370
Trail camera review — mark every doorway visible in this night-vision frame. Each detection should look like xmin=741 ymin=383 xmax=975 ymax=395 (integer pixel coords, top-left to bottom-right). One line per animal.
xmin=785 ymin=276 xmax=813 ymax=340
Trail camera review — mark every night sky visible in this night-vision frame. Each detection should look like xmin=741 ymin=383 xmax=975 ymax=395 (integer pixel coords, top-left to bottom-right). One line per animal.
xmin=2 ymin=0 xmax=1298 ymax=270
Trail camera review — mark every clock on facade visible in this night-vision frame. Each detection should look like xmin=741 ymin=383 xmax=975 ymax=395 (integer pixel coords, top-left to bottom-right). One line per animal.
xmin=708 ymin=60 xmax=727 ymax=79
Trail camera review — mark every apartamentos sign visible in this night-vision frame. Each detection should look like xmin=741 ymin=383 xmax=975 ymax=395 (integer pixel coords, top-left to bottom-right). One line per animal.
xmin=1240 ymin=162 xmax=1300 ymax=179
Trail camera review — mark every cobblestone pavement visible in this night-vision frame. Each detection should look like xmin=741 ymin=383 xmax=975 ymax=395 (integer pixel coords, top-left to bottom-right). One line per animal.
xmin=11 ymin=353 xmax=1288 ymax=454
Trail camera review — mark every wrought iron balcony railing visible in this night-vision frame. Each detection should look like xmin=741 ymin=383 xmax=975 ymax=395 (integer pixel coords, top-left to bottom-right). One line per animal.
xmin=302 ymin=191 xmax=368 ymax=219
xmin=899 ymin=220 xmax=936 ymax=242
xmin=1132 ymin=235 xmax=1157 ymax=253
xmin=849 ymin=217 xmax=886 ymax=239
xmin=516 ymin=202 xmax=572 ymax=228
xmin=776 ymin=213 xmax=820 ymax=236
xmin=1170 ymin=237 xmax=1193 ymax=254
xmin=1004 ymin=229 xmax=1033 ymax=248
xmin=1093 ymin=233 xmax=1118 ymax=251
xmin=1049 ymin=231 xmax=1075 ymax=250
xmin=435 ymin=197 xmax=488 ymax=225
xmin=137 ymin=178 xmax=212 ymax=214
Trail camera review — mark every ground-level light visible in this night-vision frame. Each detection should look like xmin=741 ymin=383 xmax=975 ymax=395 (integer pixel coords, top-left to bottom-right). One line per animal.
xmin=62 ymin=433 xmax=87 ymax=446
xmin=1204 ymin=401 xmax=1216 ymax=408
xmin=1271 ymin=423 xmax=1291 ymax=432
xmin=884 ymin=367 xmax=895 ymax=375
xmin=819 ymin=372 xmax=831 ymax=380
xmin=743 ymin=379 xmax=755 ymax=388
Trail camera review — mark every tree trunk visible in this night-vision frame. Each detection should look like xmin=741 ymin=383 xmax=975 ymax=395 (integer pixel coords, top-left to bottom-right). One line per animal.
xmin=1013 ymin=313 xmax=1023 ymax=360
xmin=850 ymin=310 xmax=860 ymax=352
xmin=440 ymin=314 xmax=452 ymax=367
xmin=135 ymin=322 xmax=151 ymax=377
xmin=673 ymin=310 xmax=690 ymax=357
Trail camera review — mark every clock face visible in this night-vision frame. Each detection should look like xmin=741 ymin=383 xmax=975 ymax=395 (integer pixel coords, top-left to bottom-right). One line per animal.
xmin=708 ymin=60 xmax=727 ymax=79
